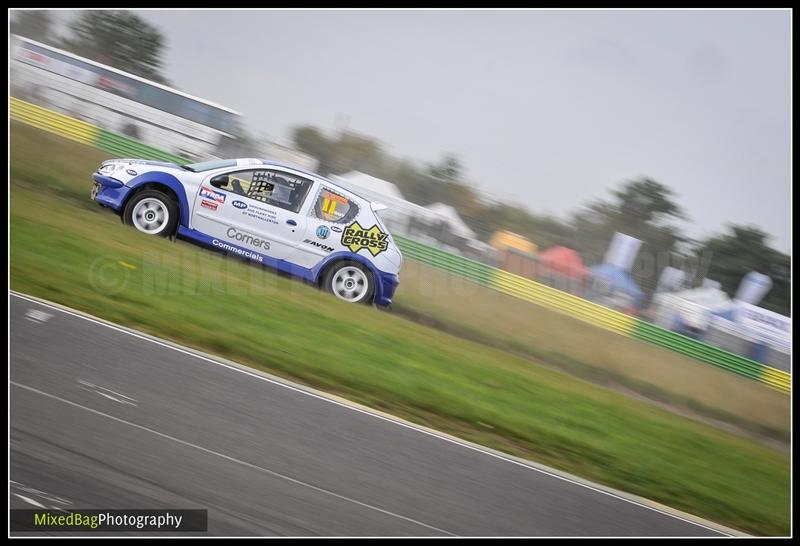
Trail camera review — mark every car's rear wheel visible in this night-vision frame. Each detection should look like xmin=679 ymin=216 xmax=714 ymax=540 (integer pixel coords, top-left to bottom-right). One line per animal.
xmin=123 ymin=189 xmax=178 ymax=237
xmin=323 ymin=262 xmax=374 ymax=304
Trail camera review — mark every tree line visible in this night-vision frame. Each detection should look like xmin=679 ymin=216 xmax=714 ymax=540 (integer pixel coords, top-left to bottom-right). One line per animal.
xmin=12 ymin=10 xmax=170 ymax=85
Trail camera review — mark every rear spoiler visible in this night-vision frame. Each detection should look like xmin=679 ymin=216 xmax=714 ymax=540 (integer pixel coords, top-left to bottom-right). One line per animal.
xmin=370 ymin=202 xmax=388 ymax=212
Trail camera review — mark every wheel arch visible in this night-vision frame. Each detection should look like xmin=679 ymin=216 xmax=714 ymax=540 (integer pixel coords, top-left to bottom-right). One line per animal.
xmin=122 ymin=172 xmax=191 ymax=228
xmin=314 ymin=252 xmax=380 ymax=288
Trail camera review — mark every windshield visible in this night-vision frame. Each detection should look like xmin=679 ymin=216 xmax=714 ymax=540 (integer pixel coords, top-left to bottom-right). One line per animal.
xmin=183 ymin=159 xmax=238 ymax=172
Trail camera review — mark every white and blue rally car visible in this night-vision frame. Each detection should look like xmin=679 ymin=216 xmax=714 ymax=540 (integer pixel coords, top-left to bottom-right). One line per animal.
xmin=91 ymin=158 xmax=402 ymax=306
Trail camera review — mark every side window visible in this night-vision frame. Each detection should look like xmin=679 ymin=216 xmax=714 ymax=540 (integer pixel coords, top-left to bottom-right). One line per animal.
xmin=213 ymin=169 xmax=313 ymax=213
xmin=212 ymin=170 xmax=254 ymax=196
xmin=312 ymin=187 xmax=360 ymax=224
xmin=251 ymin=170 xmax=313 ymax=213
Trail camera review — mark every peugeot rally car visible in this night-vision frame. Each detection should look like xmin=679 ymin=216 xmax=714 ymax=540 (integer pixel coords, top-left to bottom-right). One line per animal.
xmin=91 ymin=158 xmax=402 ymax=305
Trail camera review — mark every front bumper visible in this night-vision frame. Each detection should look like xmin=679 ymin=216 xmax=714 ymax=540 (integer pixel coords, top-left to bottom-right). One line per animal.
xmin=92 ymin=173 xmax=132 ymax=211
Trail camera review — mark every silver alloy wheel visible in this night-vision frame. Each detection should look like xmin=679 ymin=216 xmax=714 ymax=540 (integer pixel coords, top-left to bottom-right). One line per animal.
xmin=131 ymin=197 xmax=169 ymax=235
xmin=331 ymin=266 xmax=369 ymax=303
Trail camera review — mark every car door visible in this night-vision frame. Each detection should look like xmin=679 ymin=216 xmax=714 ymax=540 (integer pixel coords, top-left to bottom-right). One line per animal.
xmin=191 ymin=167 xmax=315 ymax=261
xmin=289 ymin=184 xmax=363 ymax=269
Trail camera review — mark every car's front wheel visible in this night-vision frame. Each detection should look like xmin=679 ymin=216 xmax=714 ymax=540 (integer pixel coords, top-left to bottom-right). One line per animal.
xmin=323 ymin=261 xmax=375 ymax=304
xmin=123 ymin=189 xmax=178 ymax=237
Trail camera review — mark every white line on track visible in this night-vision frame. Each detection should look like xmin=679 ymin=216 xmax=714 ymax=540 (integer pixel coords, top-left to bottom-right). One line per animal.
xmin=10 ymin=481 xmax=73 ymax=506
xmin=13 ymin=494 xmax=47 ymax=509
xmin=24 ymin=308 xmax=52 ymax=324
xmin=78 ymin=379 xmax=138 ymax=406
xmin=10 ymin=381 xmax=457 ymax=537
xmin=10 ymin=291 xmax=739 ymax=537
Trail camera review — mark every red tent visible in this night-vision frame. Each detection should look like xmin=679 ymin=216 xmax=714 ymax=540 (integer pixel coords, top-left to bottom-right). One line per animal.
xmin=538 ymin=246 xmax=588 ymax=279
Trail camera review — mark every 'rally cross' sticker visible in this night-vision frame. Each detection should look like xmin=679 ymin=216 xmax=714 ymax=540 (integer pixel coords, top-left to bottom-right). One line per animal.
xmin=341 ymin=221 xmax=389 ymax=257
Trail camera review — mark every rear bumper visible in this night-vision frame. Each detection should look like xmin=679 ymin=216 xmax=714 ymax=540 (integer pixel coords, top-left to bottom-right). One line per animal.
xmin=375 ymin=271 xmax=400 ymax=307
xmin=92 ymin=173 xmax=131 ymax=211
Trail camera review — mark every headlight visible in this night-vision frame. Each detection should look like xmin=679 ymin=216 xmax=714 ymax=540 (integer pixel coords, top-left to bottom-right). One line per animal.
xmin=99 ymin=163 xmax=124 ymax=175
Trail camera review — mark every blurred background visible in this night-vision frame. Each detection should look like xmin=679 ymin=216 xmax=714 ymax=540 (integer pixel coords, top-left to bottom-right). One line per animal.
xmin=9 ymin=9 xmax=791 ymax=364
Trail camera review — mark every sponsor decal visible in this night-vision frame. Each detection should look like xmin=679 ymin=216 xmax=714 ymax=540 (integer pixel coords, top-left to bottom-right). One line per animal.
xmin=97 ymin=74 xmax=136 ymax=96
xmin=20 ymin=46 xmax=98 ymax=85
xmin=126 ymin=169 xmax=138 ymax=176
xmin=316 ymin=225 xmax=330 ymax=239
xmin=735 ymin=303 xmax=791 ymax=343
xmin=199 ymin=186 xmax=227 ymax=204
xmin=304 ymin=239 xmax=334 ymax=253
xmin=212 ymin=239 xmax=263 ymax=263
xmin=341 ymin=221 xmax=389 ymax=257
xmin=232 ymin=200 xmax=248 ymax=210
xmin=241 ymin=203 xmax=279 ymax=225
xmin=330 ymin=226 xmax=343 ymax=233
xmin=226 ymin=227 xmax=271 ymax=250
xmin=201 ymin=200 xmax=218 ymax=211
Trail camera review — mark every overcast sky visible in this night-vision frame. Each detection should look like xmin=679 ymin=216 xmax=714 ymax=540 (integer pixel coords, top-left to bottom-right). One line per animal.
xmin=51 ymin=9 xmax=791 ymax=253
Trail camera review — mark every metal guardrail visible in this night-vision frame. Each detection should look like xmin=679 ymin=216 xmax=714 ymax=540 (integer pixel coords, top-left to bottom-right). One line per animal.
xmin=705 ymin=321 xmax=791 ymax=374
xmin=11 ymin=97 xmax=791 ymax=394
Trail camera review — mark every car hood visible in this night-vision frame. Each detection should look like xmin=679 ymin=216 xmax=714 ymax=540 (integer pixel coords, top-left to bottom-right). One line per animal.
xmin=102 ymin=158 xmax=184 ymax=170
xmin=98 ymin=158 xmax=190 ymax=185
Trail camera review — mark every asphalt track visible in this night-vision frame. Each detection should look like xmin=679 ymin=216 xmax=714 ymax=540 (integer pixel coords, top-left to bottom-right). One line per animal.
xmin=9 ymin=293 xmax=728 ymax=536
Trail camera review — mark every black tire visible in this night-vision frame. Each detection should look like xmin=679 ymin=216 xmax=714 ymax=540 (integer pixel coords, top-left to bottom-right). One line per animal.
xmin=123 ymin=189 xmax=179 ymax=237
xmin=322 ymin=261 xmax=375 ymax=304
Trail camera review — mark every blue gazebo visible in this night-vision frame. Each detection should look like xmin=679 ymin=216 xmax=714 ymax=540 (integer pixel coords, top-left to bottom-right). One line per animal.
xmin=587 ymin=263 xmax=645 ymax=309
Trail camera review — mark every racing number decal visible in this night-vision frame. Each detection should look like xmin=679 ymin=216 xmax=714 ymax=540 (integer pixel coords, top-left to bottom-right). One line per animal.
xmin=341 ymin=221 xmax=389 ymax=257
xmin=322 ymin=197 xmax=337 ymax=216
xmin=320 ymin=191 xmax=349 ymax=222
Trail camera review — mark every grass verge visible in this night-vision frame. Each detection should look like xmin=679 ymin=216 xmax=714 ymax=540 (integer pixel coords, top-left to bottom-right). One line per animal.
xmin=394 ymin=260 xmax=790 ymax=435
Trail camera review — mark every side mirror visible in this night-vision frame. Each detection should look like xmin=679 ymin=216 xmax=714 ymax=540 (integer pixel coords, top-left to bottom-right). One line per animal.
xmin=210 ymin=175 xmax=229 ymax=189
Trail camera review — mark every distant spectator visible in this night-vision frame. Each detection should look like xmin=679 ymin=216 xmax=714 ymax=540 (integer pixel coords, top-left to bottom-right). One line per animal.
xmin=121 ymin=122 xmax=140 ymax=139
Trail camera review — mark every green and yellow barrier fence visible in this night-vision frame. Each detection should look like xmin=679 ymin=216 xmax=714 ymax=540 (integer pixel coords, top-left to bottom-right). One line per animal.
xmin=10 ymin=97 xmax=790 ymax=393
xmin=11 ymin=97 xmax=188 ymax=165
xmin=94 ymin=129 xmax=188 ymax=165
xmin=392 ymin=236 xmax=494 ymax=287
xmin=11 ymin=97 xmax=99 ymax=146
xmin=490 ymin=269 xmax=637 ymax=336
